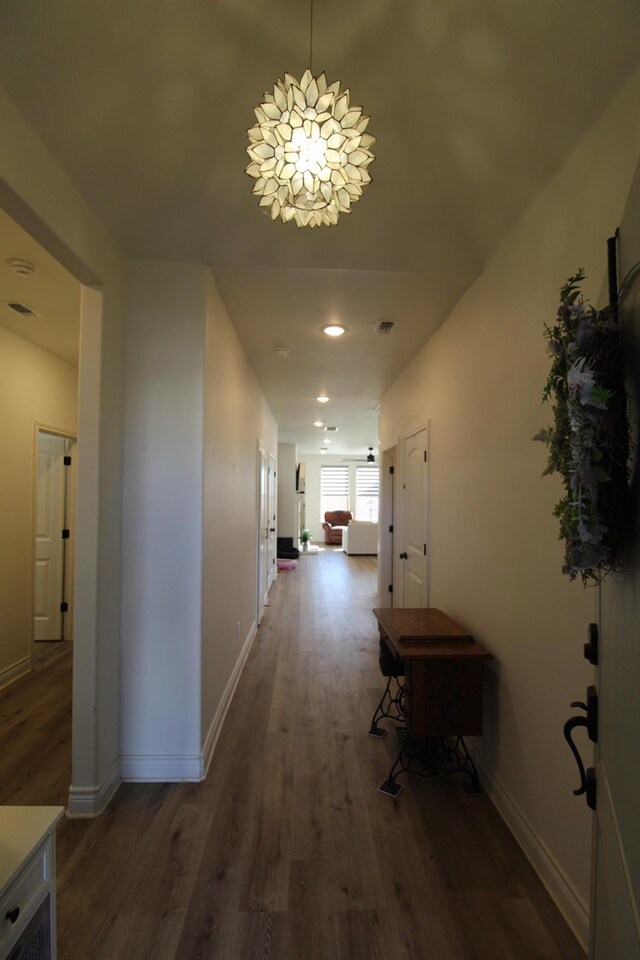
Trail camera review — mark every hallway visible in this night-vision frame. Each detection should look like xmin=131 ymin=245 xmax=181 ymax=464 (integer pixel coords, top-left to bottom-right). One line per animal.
xmin=1 ymin=549 xmax=584 ymax=959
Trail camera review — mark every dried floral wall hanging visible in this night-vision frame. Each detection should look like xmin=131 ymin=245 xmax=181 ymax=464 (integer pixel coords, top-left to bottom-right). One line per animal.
xmin=534 ymin=270 xmax=630 ymax=583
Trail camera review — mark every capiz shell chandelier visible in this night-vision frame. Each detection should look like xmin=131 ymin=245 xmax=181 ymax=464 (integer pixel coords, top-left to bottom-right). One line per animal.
xmin=246 ymin=68 xmax=375 ymax=228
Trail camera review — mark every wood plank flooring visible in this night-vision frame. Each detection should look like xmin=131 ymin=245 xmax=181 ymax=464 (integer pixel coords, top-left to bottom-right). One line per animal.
xmin=0 ymin=640 xmax=72 ymax=806
xmin=0 ymin=548 xmax=586 ymax=959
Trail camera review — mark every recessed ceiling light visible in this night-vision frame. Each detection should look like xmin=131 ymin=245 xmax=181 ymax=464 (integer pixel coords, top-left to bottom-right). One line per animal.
xmin=313 ymin=420 xmax=324 ymax=427
xmin=323 ymin=324 xmax=346 ymax=337
xmin=316 ymin=395 xmax=330 ymax=403
xmin=273 ymin=345 xmax=290 ymax=358
xmin=324 ymin=439 xmax=330 ymax=444
xmin=320 ymin=448 xmax=328 ymax=454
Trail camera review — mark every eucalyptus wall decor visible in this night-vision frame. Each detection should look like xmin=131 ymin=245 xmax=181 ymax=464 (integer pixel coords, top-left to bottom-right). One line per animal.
xmin=534 ymin=269 xmax=630 ymax=583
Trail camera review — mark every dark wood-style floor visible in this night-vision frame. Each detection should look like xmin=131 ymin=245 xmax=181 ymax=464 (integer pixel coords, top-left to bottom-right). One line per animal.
xmin=0 ymin=548 xmax=586 ymax=959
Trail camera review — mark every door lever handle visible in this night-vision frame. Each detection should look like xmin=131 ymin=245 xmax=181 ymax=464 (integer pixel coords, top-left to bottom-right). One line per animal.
xmin=571 ymin=686 xmax=598 ymax=742
xmin=563 ymin=685 xmax=597 ymax=810
xmin=399 ymin=552 xmax=408 ymax=559
xmin=564 ymin=715 xmax=590 ymax=796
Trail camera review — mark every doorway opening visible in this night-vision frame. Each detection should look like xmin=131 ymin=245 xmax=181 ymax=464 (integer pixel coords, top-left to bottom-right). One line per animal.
xmin=0 ymin=200 xmax=105 ymax=814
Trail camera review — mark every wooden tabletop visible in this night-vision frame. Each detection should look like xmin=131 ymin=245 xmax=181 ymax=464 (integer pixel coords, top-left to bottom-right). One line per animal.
xmin=374 ymin=607 xmax=472 ymax=643
xmin=373 ymin=607 xmax=493 ymax=661
xmin=0 ymin=805 xmax=64 ymax=893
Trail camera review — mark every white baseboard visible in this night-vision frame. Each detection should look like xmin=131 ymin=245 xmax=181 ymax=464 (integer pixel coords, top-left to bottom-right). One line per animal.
xmin=120 ymin=752 xmax=203 ymax=782
xmin=120 ymin=620 xmax=258 ymax=784
xmin=201 ymin=619 xmax=258 ymax=777
xmin=67 ymin=757 xmax=121 ymax=818
xmin=474 ymin=753 xmax=589 ymax=949
xmin=0 ymin=655 xmax=31 ymax=692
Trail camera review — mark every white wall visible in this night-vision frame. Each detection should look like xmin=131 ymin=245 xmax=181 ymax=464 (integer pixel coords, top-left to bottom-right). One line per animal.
xmin=201 ymin=270 xmax=277 ymax=757
xmin=277 ymin=442 xmax=297 ymax=540
xmin=121 ymin=262 xmax=206 ymax=779
xmin=380 ymin=69 xmax=640 ymax=942
xmin=0 ymin=83 xmax=126 ymax=813
xmin=0 ymin=326 xmax=78 ymax=682
xmin=120 ymin=263 xmax=277 ymax=780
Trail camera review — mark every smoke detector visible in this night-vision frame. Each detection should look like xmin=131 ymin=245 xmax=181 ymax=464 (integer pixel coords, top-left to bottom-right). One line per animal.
xmin=6 ymin=258 xmax=36 ymax=277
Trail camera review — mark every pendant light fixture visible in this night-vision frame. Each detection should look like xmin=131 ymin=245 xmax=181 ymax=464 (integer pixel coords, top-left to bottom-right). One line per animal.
xmin=245 ymin=0 xmax=375 ymax=228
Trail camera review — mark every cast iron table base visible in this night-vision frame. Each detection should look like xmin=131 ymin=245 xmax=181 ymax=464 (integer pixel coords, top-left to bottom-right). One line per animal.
xmin=378 ymin=728 xmax=484 ymax=797
xmin=368 ymin=675 xmax=406 ymax=738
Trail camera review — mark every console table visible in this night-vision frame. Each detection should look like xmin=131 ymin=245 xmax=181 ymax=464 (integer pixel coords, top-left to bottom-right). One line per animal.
xmin=0 ymin=806 xmax=64 ymax=960
xmin=370 ymin=608 xmax=493 ymax=796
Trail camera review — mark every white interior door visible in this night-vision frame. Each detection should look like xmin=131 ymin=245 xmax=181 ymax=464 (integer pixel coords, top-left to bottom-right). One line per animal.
xmin=34 ymin=432 xmax=68 ymax=641
xmin=257 ymin=445 xmax=268 ymax=625
xmin=401 ymin=426 xmax=429 ymax=608
xmin=589 ymin=167 xmax=640 ymax=958
xmin=267 ymin=453 xmax=277 ymax=589
xmin=592 ymin=577 xmax=640 ymax=958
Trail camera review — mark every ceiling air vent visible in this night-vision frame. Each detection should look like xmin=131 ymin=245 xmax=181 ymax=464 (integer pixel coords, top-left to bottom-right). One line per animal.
xmin=2 ymin=300 xmax=41 ymax=319
xmin=324 ymin=425 xmax=339 ymax=432
xmin=375 ymin=319 xmax=396 ymax=334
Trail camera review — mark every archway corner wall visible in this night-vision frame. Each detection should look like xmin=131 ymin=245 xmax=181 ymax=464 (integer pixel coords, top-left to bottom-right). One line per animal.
xmin=0 ymin=82 xmax=127 ymax=817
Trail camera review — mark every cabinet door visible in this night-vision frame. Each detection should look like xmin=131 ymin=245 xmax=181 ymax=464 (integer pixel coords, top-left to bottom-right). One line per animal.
xmin=0 ymin=839 xmax=51 ymax=959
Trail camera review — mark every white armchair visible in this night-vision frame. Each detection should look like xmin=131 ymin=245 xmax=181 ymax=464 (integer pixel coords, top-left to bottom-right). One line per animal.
xmin=342 ymin=521 xmax=378 ymax=556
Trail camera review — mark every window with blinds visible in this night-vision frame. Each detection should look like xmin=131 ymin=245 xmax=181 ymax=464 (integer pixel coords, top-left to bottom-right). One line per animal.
xmin=320 ymin=465 xmax=350 ymax=517
xmin=355 ymin=466 xmax=379 ymax=521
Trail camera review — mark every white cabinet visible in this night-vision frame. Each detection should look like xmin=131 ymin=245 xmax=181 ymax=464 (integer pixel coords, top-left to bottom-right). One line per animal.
xmin=0 ymin=807 xmax=64 ymax=960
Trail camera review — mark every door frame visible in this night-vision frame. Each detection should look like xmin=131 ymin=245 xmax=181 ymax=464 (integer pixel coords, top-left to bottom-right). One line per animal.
xmin=267 ymin=452 xmax=277 ymax=590
xmin=377 ymin=443 xmax=397 ymax=607
xmin=256 ymin=441 xmax=268 ymax=626
xmin=31 ymin=423 xmax=77 ymax=646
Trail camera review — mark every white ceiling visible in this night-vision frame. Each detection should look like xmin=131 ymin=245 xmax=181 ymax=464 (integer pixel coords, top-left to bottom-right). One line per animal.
xmin=0 ymin=0 xmax=638 ymax=453
xmin=0 ymin=208 xmax=80 ymax=366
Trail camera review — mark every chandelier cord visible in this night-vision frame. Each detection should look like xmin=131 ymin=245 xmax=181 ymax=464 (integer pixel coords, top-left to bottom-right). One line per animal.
xmin=309 ymin=0 xmax=314 ymax=73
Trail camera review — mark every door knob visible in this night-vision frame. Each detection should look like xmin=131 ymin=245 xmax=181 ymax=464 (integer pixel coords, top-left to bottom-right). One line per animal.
xmin=399 ymin=552 xmax=408 ymax=559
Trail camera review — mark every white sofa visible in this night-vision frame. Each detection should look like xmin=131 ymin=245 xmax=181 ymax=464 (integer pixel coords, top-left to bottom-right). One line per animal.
xmin=342 ymin=521 xmax=378 ymax=556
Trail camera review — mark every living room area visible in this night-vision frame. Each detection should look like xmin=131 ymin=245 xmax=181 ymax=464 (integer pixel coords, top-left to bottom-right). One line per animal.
xmin=278 ymin=446 xmax=380 ymax=560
